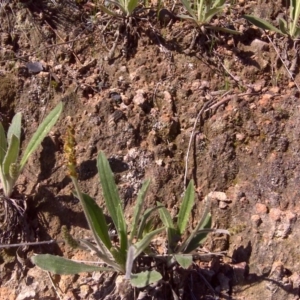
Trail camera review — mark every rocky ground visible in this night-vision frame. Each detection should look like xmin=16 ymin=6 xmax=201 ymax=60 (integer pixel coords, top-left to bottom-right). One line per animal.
xmin=0 ymin=0 xmax=300 ymax=299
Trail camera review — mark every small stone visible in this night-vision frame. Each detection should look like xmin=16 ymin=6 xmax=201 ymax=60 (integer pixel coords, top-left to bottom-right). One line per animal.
xmin=269 ymin=208 xmax=282 ymax=221
xmin=255 ymin=203 xmax=268 ymax=214
xmin=288 ymin=82 xmax=295 ymax=88
xmin=219 ymin=201 xmax=228 ymax=209
xmin=251 ymin=214 xmax=262 ymax=227
xmin=119 ymin=65 xmax=127 ymax=73
xmin=286 ymin=211 xmax=297 ymax=222
xmin=133 ymin=89 xmax=147 ymax=106
xmin=250 ymin=39 xmax=269 ymax=52
xmin=79 ymin=284 xmax=91 ymax=298
xmin=236 ymin=133 xmax=245 ymax=141
xmin=289 ymin=272 xmax=300 ymax=289
xmin=269 ymin=86 xmax=280 ymax=93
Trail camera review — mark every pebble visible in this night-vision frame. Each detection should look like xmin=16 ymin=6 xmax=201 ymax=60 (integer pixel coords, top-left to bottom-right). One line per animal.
xmin=251 ymin=214 xmax=262 ymax=227
xmin=255 ymin=203 xmax=268 ymax=214
xmin=269 ymin=208 xmax=281 ymax=221
xmin=133 ymin=89 xmax=147 ymax=106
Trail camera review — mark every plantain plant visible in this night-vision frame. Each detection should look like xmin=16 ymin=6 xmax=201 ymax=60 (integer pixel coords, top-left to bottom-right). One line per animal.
xmin=157 ymin=180 xmax=230 ymax=268
xmin=178 ymin=0 xmax=240 ymax=34
xmin=244 ymin=0 xmax=300 ymax=39
xmin=31 ymin=126 xmax=163 ymax=288
xmin=0 ymin=102 xmax=63 ymax=198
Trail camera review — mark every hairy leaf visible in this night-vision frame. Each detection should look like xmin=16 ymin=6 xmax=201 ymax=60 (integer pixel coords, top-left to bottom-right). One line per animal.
xmin=177 ymin=180 xmax=194 ymax=235
xmin=97 ymin=152 xmax=127 ymax=255
xmin=130 ymin=270 xmax=162 ymax=288
xmin=130 ymin=179 xmax=150 ymax=243
xmin=20 ymin=102 xmax=63 ymax=172
xmin=243 ymin=15 xmax=284 ymax=35
xmin=32 ymin=254 xmax=111 ymax=274
xmin=174 ymin=254 xmax=193 ymax=269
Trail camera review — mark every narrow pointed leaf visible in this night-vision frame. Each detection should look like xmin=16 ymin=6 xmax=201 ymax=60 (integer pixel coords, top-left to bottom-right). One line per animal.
xmin=20 ymin=102 xmax=63 ymax=171
xmin=134 ymin=227 xmax=164 ymax=259
xmin=177 ymin=180 xmax=194 ymax=235
xmin=137 ymin=206 xmax=162 ymax=239
xmin=32 ymin=254 xmax=111 ymax=274
xmin=0 ymin=123 xmax=7 ymax=164
xmin=99 ymin=4 xmax=120 ymax=17
xmin=157 ymin=201 xmax=174 ymax=229
xmin=174 ymin=254 xmax=193 ymax=269
xmin=130 ymin=270 xmax=162 ymax=288
xmin=293 ymin=26 xmax=300 ymax=38
xmin=180 ymin=0 xmax=197 ymax=20
xmin=205 ymin=25 xmax=241 ymax=34
xmin=243 ymin=15 xmax=284 ymax=35
xmin=183 ymin=213 xmax=212 ymax=253
xmin=125 ymin=245 xmax=135 ymax=280
xmin=3 ymin=134 xmax=19 ymax=177
xmin=97 ymin=151 xmax=127 ymax=254
xmin=129 ymin=179 xmax=150 ymax=242
xmin=80 ymin=192 xmax=112 ymax=250
xmin=212 ymin=0 xmax=225 ymax=9
xmin=127 ymin=0 xmax=138 ymax=15
xmin=278 ymin=18 xmax=288 ymax=35
xmin=105 ymin=0 xmax=127 ymax=14
xmin=204 ymin=7 xmax=225 ymax=23
xmin=7 ymin=112 xmax=21 ymax=145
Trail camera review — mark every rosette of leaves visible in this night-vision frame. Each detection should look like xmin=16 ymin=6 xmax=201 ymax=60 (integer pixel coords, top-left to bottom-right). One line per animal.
xmin=178 ymin=0 xmax=240 ymax=34
xmin=244 ymin=0 xmax=300 ymax=39
xmin=157 ymin=180 xmax=230 ymax=269
xmin=0 ymin=102 xmax=63 ymax=198
xmin=32 ymin=145 xmax=163 ymax=288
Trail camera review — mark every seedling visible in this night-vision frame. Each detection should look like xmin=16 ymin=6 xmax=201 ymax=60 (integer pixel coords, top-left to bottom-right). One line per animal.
xmin=157 ymin=180 xmax=229 ymax=268
xmin=244 ymin=0 xmax=300 ymax=39
xmin=0 ymin=102 xmax=63 ymax=198
xmin=178 ymin=0 xmax=240 ymax=34
xmin=32 ymin=127 xmax=163 ymax=288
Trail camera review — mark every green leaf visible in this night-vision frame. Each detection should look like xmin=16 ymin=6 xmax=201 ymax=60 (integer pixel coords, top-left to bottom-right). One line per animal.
xmin=177 ymin=180 xmax=194 ymax=235
xmin=130 ymin=270 xmax=162 ymax=288
xmin=291 ymin=0 xmax=300 ymax=29
xmin=157 ymin=202 xmax=179 ymax=251
xmin=129 ymin=179 xmax=150 ymax=242
xmin=243 ymin=15 xmax=285 ymax=35
xmin=99 ymin=4 xmax=120 ymax=17
xmin=7 ymin=113 xmax=21 ymax=145
xmin=3 ymin=134 xmax=20 ymax=177
xmin=180 ymin=0 xmax=197 ymax=21
xmin=32 ymin=254 xmax=111 ymax=274
xmin=80 ymin=192 xmax=112 ymax=250
xmin=293 ymin=26 xmax=300 ymax=38
xmin=204 ymin=7 xmax=225 ymax=23
xmin=125 ymin=245 xmax=135 ymax=279
xmin=205 ymin=25 xmax=241 ymax=34
xmin=0 ymin=123 xmax=7 ymax=165
xmin=126 ymin=0 xmax=138 ymax=15
xmin=183 ymin=213 xmax=212 ymax=253
xmin=19 ymin=102 xmax=63 ymax=172
xmin=212 ymin=0 xmax=225 ymax=9
xmin=174 ymin=254 xmax=193 ymax=269
xmin=105 ymin=0 xmax=127 ymax=15
xmin=97 ymin=152 xmax=127 ymax=255
xmin=134 ymin=227 xmax=164 ymax=259
xmin=157 ymin=201 xmax=175 ymax=229
xmin=137 ymin=206 xmax=162 ymax=239
xmin=278 ymin=18 xmax=288 ymax=35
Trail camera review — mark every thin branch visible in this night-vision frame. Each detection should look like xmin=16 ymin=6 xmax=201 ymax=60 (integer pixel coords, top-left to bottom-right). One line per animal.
xmin=0 ymin=240 xmax=63 ymax=249
xmin=266 ymin=34 xmax=300 ymax=92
